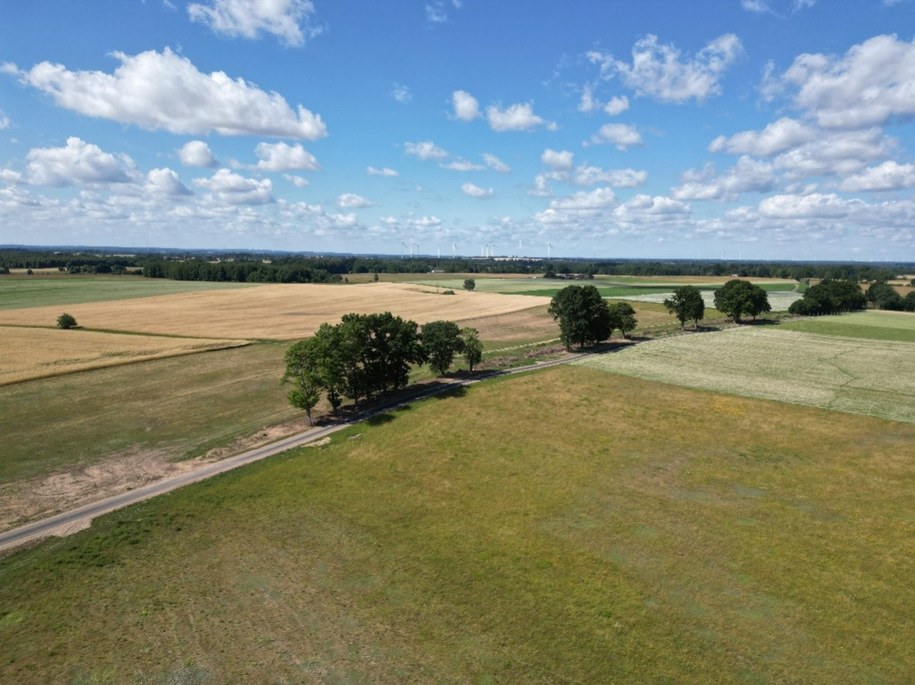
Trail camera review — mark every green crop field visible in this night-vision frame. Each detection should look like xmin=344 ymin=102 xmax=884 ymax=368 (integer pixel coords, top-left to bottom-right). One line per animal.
xmin=781 ymin=310 xmax=915 ymax=342
xmin=1 ymin=366 xmax=912 ymax=683
xmin=578 ymin=326 xmax=915 ymax=423
xmin=0 ymin=275 xmax=252 ymax=310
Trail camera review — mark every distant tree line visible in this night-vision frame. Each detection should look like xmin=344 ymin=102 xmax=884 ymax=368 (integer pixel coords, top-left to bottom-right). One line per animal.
xmin=283 ymin=312 xmax=482 ymax=424
xmin=1 ymin=247 xmax=912 ymax=286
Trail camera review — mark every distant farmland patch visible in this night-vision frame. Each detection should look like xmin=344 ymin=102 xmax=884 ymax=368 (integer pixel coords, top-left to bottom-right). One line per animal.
xmin=780 ymin=310 xmax=915 ymax=342
xmin=578 ymin=326 xmax=915 ymax=423
xmin=0 ymin=282 xmax=548 ymax=340
xmin=0 ymin=326 xmax=248 ymax=385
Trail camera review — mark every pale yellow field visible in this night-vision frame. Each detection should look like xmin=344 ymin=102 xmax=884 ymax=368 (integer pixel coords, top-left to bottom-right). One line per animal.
xmin=0 ymin=326 xmax=248 ymax=385
xmin=0 ymin=282 xmax=550 ymax=340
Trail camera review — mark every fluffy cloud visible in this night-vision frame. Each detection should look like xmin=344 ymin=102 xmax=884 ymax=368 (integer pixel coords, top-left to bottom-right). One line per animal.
xmin=461 ymin=183 xmax=493 ymax=198
xmin=26 ymin=137 xmax=137 ymax=186
xmin=0 ymin=110 xmax=9 ymax=130
xmin=440 ymin=159 xmax=484 ymax=172
xmin=773 ymin=128 xmax=890 ymax=178
xmin=425 ymin=0 xmax=462 ymax=23
xmin=145 ymin=168 xmax=192 ymax=196
xmin=452 ymin=90 xmax=480 ymax=121
xmin=551 ymin=187 xmax=616 ymax=211
xmin=613 ymin=194 xmax=691 ymax=222
xmin=255 ymin=142 xmax=319 ymax=171
xmin=709 ymin=117 xmax=815 ymax=156
xmin=571 ymin=166 xmax=647 ymax=187
xmin=588 ymin=33 xmax=743 ymax=104
xmin=12 ymin=48 xmax=327 ymax=139
xmin=672 ymin=157 xmax=776 ymax=200
xmin=604 ymin=95 xmax=630 ymax=116
xmin=483 ymin=153 xmax=510 ymax=173
xmin=541 ymin=149 xmax=574 ymax=170
xmin=337 ymin=193 xmax=374 ymax=208
xmin=782 ymin=34 xmax=915 ymax=128
xmin=178 ymin=141 xmax=218 ymax=168
xmin=758 ymin=192 xmax=851 ymax=219
xmin=486 ymin=102 xmax=554 ymax=132
xmin=188 ymin=0 xmax=322 ymax=46
xmin=0 ymin=168 xmax=22 ymax=184
xmin=193 ymin=168 xmax=273 ymax=205
xmin=405 ymin=140 xmax=448 ymax=160
xmin=587 ymin=123 xmax=642 ymax=150
xmin=367 ymin=166 xmax=398 ymax=177
xmin=284 ymin=174 xmax=310 ymax=187
xmin=838 ymin=161 xmax=915 ymax=192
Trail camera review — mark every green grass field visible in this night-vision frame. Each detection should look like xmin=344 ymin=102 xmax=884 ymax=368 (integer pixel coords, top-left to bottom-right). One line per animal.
xmin=0 ymin=275 xmax=252 ymax=309
xmin=1 ymin=366 xmax=912 ymax=683
xmin=781 ymin=310 xmax=915 ymax=342
xmin=578 ymin=325 xmax=915 ymax=423
xmin=0 ymin=343 xmax=297 ymax=484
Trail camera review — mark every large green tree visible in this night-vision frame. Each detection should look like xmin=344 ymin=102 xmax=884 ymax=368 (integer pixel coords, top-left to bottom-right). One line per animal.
xmin=713 ymin=280 xmax=770 ymax=323
xmin=607 ymin=301 xmax=638 ymax=338
xmin=421 ymin=320 xmax=465 ymax=375
xmin=663 ymin=286 xmax=705 ymax=330
xmin=548 ymin=284 xmax=612 ymax=350
xmin=282 ymin=338 xmax=325 ymax=426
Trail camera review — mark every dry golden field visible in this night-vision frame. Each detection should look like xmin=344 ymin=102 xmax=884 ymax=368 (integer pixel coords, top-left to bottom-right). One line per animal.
xmin=0 ymin=282 xmax=549 ymax=340
xmin=0 ymin=326 xmax=247 ymax=385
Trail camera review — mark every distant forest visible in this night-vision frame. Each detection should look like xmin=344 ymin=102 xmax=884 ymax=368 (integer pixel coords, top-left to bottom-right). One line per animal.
xmin=0 ymin=247 xmax=911 ymax=284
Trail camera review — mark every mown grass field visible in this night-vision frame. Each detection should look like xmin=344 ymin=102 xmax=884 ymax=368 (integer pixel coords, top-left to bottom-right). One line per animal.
xmin=578 ymin=324 xmax=915 ymax=423
xmin=781 ymin=310 xmax=915 ymax=342
xmin=1 ymin=366 xmax=912 ymax=683
xmin=0 ymin=275 xmax=251 ymax=309
xmin=0 ymin=281 xmax=547 ymax=339
xmin=0 ymin=325 xmax=248 ymax=385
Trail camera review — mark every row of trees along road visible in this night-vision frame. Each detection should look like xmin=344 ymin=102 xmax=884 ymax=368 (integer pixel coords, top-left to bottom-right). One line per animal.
xmin=548 ymin=285 xmax=638 ymax=350
xmin=283 ymin=312 xmax=483 ymax=425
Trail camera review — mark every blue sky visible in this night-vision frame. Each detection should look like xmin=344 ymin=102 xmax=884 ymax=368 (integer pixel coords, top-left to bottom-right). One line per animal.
xmin=1 ymin=0 xmax=914 ymax=261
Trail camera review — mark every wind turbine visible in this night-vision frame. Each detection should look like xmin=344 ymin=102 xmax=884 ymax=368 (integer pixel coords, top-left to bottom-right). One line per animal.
xmin=547 ymin=241 xmax=553 ymax=259
xmin=451 ymin=241 xmax=456 ymax=258
xmin=400 ymin=240 xmax=406 ymax=260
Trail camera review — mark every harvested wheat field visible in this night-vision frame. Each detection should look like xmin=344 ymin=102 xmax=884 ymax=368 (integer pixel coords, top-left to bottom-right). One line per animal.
xmin=0 ymin=326 xmax=248 ymax=385
xmin=0 ymin=282 xmax=549 ymax=340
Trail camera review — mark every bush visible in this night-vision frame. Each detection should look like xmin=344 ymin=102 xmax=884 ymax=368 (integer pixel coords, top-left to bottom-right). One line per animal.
xmin=57 ymin=313 xmax=78 ymax=329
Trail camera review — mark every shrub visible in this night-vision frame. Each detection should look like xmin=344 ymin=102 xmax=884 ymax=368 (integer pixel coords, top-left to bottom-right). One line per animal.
xmin=57 ymin=313 xmax=78 ymax=329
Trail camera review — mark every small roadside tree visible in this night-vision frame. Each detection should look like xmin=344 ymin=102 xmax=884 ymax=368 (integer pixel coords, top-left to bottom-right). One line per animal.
xmin=57 ymin=313 xmax=78 ymax=329
xmin=421 ymin=320 xmax=465 ymax=376
xmin=607 ymin=301 xmax=638 ymax=338
xmin=548 ymin=284 xmax=612 ymax=350
xmin=282 ymin=338 xmax=324 ymax=426
xmin=461 ymin=327 xmax=483 ymax=372
xmin=463 ymin=278 xmax=476 ymax=291
xmin=664 ymin=285 xmax=705 ymax=330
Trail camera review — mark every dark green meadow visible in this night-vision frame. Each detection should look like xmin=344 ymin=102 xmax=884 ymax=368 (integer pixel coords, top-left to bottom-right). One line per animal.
xmin=2 ymin=366 xmax=911 ymax=683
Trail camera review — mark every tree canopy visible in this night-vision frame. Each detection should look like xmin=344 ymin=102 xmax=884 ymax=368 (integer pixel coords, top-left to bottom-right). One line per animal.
xmin=421 ymin=320 xmax=465 ymax=375
xmin=663 ymin=286 xmax=705 ymax=330
xmin=788 ymin=279 xmax=867 ymax=316
xmin=461 ymin=327 xmax=483 ymax=372
xmin=548 ymin=285 xmax=612 ymax=350
xmin=713 ymin=280 xmax=770 ymax=323
xmin=607 ymin=301 xmax=638 ymax=338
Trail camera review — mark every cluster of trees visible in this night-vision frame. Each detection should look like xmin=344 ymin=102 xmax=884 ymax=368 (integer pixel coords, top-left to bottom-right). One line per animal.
xmin=713 ymin=279 xmax=771 ymax=322
xmin=142 ymin=259 xmax=342 ymax=283
xmin=865 ymin=282 xmax=915 ymax=311
xmin=283 ymin=313 xmax=483 ymax=424
xmin=788 ymin=280 xmax=867 ymax=315
xmin=548 ymin=285 xmax=637 ymax=350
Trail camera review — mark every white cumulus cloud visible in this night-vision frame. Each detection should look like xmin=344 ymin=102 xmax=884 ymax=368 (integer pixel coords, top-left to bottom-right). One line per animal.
xmin=587 ymin=123 xmax=642 ymax=150
xmin=145 ymin=168 xmax=192 ymax=196
xmin=188 ymin=0 xmax=322 ymax=46
xmin=405 ymin=140 xmax=448 ymax=160
xmin=604 ymin=95 xmax=630 ymax=116
xmin=461 ymin=183 xmax=493 ymax=198
xmin=367 ymin=166 xmax=398 ymax=177
xmin=483 ymin=153 xmax=510 ymax=173
xmin=588 ymin=33 xmax=743 ymax=103
xmin=284 ymin=174 xmax=310 ymax=187
xmin=486 ymin=102 xmax=553 ymax=132
xmin=452 ymin=90 xmax=480 ymax=121
xmin=193 ymin=168 xmax=273 ymax=205
xmin=12 ymin=48 xmax=327 ymax=139
xmin=337 ymin=192 xmax=374 ymax=208
xmin=572 ymin=166 xmax=647 ymax=187
xmin=542 ymin=149 xmax=574 ymax=170
xmin=709 ymin=117 xmax=815 ymax=156
xmin=839 ymin=160 xmax=915 ymax=192
xmin=27 ymin=137 xmax=137 ymax=186
xmin=178 ymin=140 xmax=218 ymax=168
xmin=255 ymin=142 xmax=319 ymax=171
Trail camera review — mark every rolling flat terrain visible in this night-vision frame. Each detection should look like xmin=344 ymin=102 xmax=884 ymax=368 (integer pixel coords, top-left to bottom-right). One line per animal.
xmin=1 ymin=366 xmax=911 ymax=683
